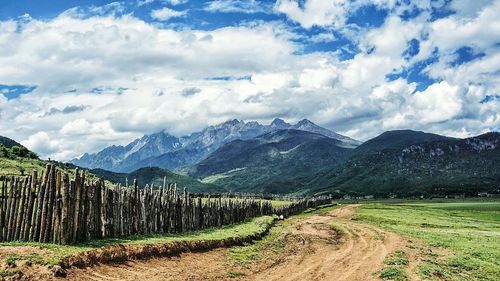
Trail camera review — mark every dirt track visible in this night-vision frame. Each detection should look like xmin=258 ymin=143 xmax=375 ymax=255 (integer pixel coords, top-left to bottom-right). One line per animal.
xmin=67 ymin=205 xmax=417 ymax=281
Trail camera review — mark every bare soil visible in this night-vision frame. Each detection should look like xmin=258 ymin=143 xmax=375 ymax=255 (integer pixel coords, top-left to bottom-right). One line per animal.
xmin=65 ymin=205 xmax=422 ymax=281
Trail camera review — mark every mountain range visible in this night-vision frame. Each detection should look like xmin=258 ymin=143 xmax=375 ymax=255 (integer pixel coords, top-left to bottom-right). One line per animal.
xmin=4 ymin=117 xmax=497 ymax=198
xmin=184 ymin=128 xmax=499 ymax=197
xmin=71 ymin=118 xmax=361 ymax=173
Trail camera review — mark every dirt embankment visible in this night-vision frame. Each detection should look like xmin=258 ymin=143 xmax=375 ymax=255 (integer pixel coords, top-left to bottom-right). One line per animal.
xmin=61 ymin=228 xmax=274 ymax=269
xmin=66 ymin=205 xmax=421 ymax=281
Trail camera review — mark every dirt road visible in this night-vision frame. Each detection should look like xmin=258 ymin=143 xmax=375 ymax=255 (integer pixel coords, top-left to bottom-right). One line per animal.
xmin=67 ymin=205 xmax=417 ymax=281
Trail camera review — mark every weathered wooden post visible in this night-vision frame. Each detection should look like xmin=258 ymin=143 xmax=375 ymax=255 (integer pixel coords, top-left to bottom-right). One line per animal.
xmin=33 ymin=168 xmax=46 ymax=241
xmin=22 ymin=171 xmax=36 ymax=241
xmin=43 ymin=165 xmax=56 ymax=243
xmin=6 ymin=177 xmax=17 ymax=241
xmin=61 ymin=173 xmax=70 ymax=244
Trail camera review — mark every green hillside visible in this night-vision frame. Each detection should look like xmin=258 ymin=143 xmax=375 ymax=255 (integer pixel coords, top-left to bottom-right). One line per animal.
xmin=0 ymin=135 xmax=109 ymax=183
xmin=351 ymin=130 xmax=455 ymax=155
xmin=308 ymin=132 xmax=500 ymax=198
xmin=91 ymin=166 xmax=226 ymax=193
xmin=0 ymin=135 xmax=44 ymax=176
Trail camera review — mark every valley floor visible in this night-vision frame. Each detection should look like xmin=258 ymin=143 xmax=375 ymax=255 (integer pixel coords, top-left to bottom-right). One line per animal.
xmin=1 ymin=201 xmax=498 ymax=280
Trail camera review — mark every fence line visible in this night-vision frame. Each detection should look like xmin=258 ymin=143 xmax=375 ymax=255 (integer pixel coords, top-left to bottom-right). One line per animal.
xmin=0 ymin=164 xmax=331 ymax=244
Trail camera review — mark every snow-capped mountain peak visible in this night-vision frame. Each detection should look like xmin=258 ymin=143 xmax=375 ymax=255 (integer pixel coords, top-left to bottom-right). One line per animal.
xmin=71 ymin=118 xmax=361 ymax=172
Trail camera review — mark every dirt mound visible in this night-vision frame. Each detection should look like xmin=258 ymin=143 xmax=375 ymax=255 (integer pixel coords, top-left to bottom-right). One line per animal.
xmin=61 ymin=219 xmax=275 ymax=269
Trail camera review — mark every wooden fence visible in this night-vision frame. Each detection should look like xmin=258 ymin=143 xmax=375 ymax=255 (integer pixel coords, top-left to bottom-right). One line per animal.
xmin=0 ymin=164 xmax=331 ymax=245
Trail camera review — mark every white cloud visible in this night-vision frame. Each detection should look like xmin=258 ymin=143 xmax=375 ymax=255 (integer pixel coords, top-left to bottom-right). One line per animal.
xmin=151 ymin=7 xmax=187 ymax=21
xmin=429 ymin=1 xmax=500 ymax=52
xmin=164 ymin=0 xmax=189 ymax=5
xmin=0 ymin=1 xmax=499 ymax=161
xmin=449 ymin=0 xmax=495 ymax=18
xmin=204 ymin=0 xmax=270 ymax=14
xmin=22 ymin=132 xmax=60 ymax=155
xmin=274 ymin=0 xmax=350 ymax=29
xmin=411 ymin=81 xmax=462 ymax=123
xmin=309 ymin=32 xmax=336 ymax=43
xmin=138 ymin=0 xmax=188 ymax=6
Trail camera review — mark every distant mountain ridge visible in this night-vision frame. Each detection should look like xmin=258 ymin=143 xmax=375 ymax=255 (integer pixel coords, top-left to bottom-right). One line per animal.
xmin=71 ymin=118 xmax=360 ymax=172
xmin=0 ymin=136 xmax=23 ymax=149
xmin=306 ymin=131 xmax=500 ymax=197
xmin=186 ymin=129 xmax=499 ymax=197
xmin=352 ymin=130 xmax=457 ymax=155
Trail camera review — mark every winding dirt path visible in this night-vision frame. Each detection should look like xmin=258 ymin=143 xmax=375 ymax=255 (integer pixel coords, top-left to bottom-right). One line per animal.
xmin=67 ymin=205 xmax=417 ymax=281
xmin=251 ymin=205 xmax=406 ymax=281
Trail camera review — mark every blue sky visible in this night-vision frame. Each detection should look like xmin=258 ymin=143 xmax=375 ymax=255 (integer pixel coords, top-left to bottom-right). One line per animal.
xmin=0 ymin=0 xmax=498 ymax=160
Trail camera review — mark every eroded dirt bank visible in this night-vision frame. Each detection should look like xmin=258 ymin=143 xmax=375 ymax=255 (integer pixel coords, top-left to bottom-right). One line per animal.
xmin=66 ymin=205 xmax=420 ymax=281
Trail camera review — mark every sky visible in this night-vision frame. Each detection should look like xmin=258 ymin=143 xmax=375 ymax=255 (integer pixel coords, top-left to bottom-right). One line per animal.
xmin=0 ymin=0 xmax=499 ymax=161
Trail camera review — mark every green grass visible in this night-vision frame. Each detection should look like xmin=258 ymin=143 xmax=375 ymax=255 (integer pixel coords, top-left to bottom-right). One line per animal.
xmin=227 ymin=271 xmax=246 ymax=278
xmin=384 ymin=251 xmax=409 ymax=266
xmin=379 ymin=249 xmax=410 ymax=280
xmin=0 ymin=157 xmax=46 ymax=177
xmin=6 ymin=253 xmax=47 ymax=266
xmin=0 ymin=215 xmax=275 ymax=266
xmin=228 ymin=218 xmax=286 ymax=264
xmin=292 ymin=202 xmax=339 ymax=218
xmin=379 ymin=267 xmax=408 ymax=281
xmin=357 ymin=201 xmax=500 ymax=281
xmin=0 ymin=269 xmax=21 ymax=278
xmin=0 ymin=156 xmax=109 ymax=187
xmin=330 ymin=221 xmax=347 ymax=236
xmin=201 ymin=169 xmax=245 ymax=184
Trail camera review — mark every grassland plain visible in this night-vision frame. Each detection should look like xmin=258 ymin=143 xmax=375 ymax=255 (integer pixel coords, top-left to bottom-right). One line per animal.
xmin=356 ymin=201 xmax=500 ymax=281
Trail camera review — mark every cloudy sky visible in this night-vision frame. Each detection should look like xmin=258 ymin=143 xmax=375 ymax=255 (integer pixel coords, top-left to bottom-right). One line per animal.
xmin=0 ymin=0 xmax=499 ymax=160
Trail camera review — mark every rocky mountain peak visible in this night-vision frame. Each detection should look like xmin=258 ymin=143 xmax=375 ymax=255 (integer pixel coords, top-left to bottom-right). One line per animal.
xmin=221 ymin=119 xmax=244 ymax=127
xmin=295 ymin=118 xmax=314 ymax=126
xmin=270 ymin=118 xmax=291 ymax=129
xmin=71 ymin=117 xmax=361 ymax=172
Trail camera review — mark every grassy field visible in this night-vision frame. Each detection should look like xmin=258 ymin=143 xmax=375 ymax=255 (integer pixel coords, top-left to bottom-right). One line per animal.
xmin=0 ymin=156 xmax=106 ymax=185
xmin=0 ymin=157 xmax=46 ymax=177
xmin=0 ymin=215 xmax=275 ymax=267
xmin=356 ymin=201 xmax=500 ymax=281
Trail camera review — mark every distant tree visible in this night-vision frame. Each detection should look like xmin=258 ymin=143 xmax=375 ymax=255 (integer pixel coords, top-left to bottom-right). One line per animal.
xmin=0 ymin=145 xmax=8 ymax=157
xmin=28 ymin=151 xmax=38 ymax=159
xmin=9 ymin=145 xmax=21 ymax=157
xmin=17 ymin=165 xmax=25 ymax=176
xmin=9 ymin=145 xmax=31 ymax=158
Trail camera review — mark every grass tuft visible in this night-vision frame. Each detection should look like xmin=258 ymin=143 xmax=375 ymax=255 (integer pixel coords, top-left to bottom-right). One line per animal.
xmin=384 ymin=251 xmax=409 ymax=266
xmin=227 ymin=271 xmax=246 ymax=278
xmin=0 ymin=269 xmax=22 ymax=278
xmin=379 ymin=267 xmax=408 ymax=281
